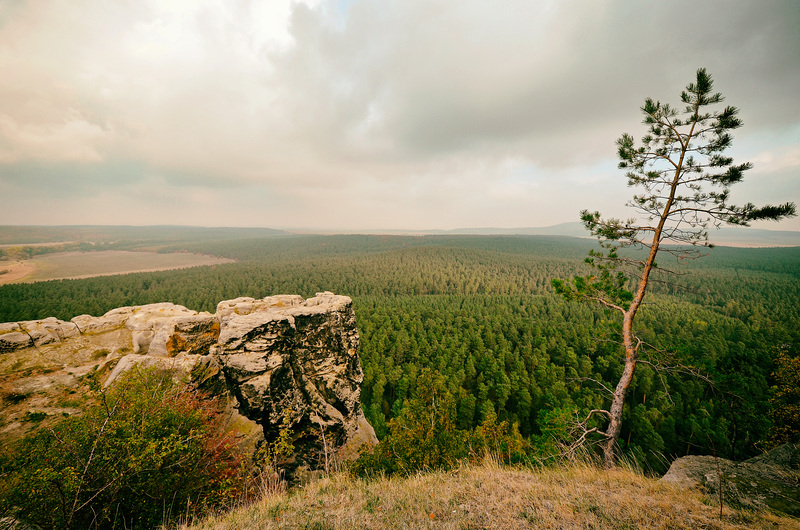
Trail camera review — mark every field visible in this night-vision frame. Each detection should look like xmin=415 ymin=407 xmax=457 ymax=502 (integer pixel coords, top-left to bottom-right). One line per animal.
xmin=0 ymin=250 xmax=234 ymax=284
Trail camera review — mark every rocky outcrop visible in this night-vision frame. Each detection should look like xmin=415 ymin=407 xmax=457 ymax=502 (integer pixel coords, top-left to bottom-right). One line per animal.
xmin=213 ymin=293 xmax=376 ymax=478
xmin=0 ymin=318 xmax=80 ymax=351
xmin=0 ymin=293 xmax=377 ymax=481
xmin=661 ymin=443 xmax=800 ymax=516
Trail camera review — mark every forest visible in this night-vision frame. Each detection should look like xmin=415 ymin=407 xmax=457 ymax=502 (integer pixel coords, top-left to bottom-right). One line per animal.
xmin=1 ymin=233 xmax=798 ymax=472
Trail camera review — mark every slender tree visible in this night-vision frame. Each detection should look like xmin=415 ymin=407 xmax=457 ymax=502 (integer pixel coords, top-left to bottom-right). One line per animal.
xmin=552 ymin=68 xmax=796 ymax=468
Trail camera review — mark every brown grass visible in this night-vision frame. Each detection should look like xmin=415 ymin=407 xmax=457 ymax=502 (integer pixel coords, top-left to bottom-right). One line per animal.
xmin=180 ymin=461 xmax=800 ymax=529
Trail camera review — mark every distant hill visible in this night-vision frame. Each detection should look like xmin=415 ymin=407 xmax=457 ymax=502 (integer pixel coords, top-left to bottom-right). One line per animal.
xmin=445 ymin=222 xmax=589 ymax=237
xmin=0 ymin=225 xmax=289 ymax=245
xmin=442 ymin=222 xmax=800 ymax=247
xmin=2 ymin=223 xmax=797 ymax=247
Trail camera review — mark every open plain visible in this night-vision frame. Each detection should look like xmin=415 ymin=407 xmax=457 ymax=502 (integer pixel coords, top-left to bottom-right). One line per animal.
xmin=0 ymin=250 xmax=234 ymax=285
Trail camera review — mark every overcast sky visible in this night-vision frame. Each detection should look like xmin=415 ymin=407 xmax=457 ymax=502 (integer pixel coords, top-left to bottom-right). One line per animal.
xmin=1 ymin=0 xmax=798 ymax=231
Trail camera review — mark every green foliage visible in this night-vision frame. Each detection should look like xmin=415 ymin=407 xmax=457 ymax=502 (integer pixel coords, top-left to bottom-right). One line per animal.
xmin=21 ymin=411 xmax=48 ymax=423
xmin=769 ymin=348 xmax=800 ymax=447
xmin=0 ymin=366 xmax=248 ymax=529
xmin=551 ymin=247 xmax=634 ymax=311
xmin=352 ymin=370 xmax=529 ymax=476
xmin=530 ymin=407 xmax=579 ymax=457
xmin=253 ymin=407 xmax=295 ymax=492
xmin=352 ymin=370 xmax=469 ymax=476
xmin=471 ymin=408 xmax=529 ymax=464
xmin=2 ymin=234 xmax=799 ymax=472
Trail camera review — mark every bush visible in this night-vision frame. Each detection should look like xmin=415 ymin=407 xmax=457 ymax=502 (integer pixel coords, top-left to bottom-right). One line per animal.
xmin=351 ymin=370 xmax=528 ymax=477
xmin=352 ymin=370 xmax=467 ymax=476
xmin=769 ymin=348 xmax=800 ymax=446
xmin=0 ymin=365 xmax=248 ymax=529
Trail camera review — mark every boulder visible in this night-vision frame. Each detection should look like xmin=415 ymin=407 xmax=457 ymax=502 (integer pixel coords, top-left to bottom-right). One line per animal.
xmin=0 ymin=329 xmax=32 ymax=352
xmin=661 ymin=443 xmax=800 ymax=516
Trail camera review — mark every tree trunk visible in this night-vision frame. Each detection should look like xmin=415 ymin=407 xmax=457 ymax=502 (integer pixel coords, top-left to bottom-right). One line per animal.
xmin=602 ymin=313 xmax=638 ymax=467
xmin=600 ymin=109 xmax=694 ymax=467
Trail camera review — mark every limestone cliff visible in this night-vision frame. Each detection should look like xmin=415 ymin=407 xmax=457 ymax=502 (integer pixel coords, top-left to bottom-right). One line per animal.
xmin=0 ymin=292 xmax=377 ymax=480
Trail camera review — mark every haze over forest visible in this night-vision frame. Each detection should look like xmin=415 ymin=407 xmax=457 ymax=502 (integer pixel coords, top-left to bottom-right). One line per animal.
xmin=0 ymin=0 xmax=798 ymax=232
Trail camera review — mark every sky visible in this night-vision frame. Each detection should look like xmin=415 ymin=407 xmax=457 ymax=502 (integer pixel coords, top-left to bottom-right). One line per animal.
xmin=0 ymin=0 xmax=798 ymax=231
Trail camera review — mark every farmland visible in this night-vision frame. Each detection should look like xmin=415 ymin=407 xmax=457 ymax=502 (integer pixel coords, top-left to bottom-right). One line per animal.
xmin=0 ymin=250 xmax=234 ymax=284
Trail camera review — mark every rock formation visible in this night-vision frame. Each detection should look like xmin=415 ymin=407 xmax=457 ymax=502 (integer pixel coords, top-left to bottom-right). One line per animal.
xmin=213 ymin=294 xmax=376 ymax=475
xmin=0 ymin=293 xmax=377 ymax=482
xmin=661 ymin=443 xmax=800 ymax=516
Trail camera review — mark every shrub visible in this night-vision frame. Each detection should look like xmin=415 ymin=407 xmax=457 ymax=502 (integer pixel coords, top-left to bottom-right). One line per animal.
xmin=769 ymin=348 xmax=800 ymax=446
xmin=352 ymin=370 xmax=468 ymax=476
xmin=21 ymin=411 xmax=48 ymax=423
xmin=351 ymin=370 xmax=528 ymax=476
xmin=2 ymin=390 xmax=31 ymax=404
xmin=0 ymin=365 xmax=248 ymax=529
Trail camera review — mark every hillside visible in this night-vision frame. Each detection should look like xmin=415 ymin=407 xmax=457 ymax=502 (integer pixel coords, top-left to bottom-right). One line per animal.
xmin=183 ymin=462 xmax=800 ymax=529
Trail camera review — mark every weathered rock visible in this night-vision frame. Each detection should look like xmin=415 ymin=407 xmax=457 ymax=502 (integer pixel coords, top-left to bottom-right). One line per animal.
xmin=0 ymin=292 xmax=377 ymax=482
xmin=103 ymin=352 xmax=205 ymax=388
xmin=661 ymin=443 xmax=800 ymax=516
xmin=124 ymin=303 xmax=215 ymax=356
xmin=0 ymin=322 xmax=22 ymax=333
xmin=168 ymin=314 xmax=220 ymax=355
xmin=0 ymin=331 xmax=32 ymax=352
xmin=215 ymin=292 xmax=377 ymax=480
xmin=216 ymin=295 xmax=305 ymax=320
xmin=71 ymin=307 xmax=133 ymax=334
xmin=2 ymin=318 xmax=76 ymax=351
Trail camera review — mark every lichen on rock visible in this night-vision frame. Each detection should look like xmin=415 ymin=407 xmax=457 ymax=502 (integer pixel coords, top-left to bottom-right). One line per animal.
xmin=660 ymin=443 xmax=800 ymax=516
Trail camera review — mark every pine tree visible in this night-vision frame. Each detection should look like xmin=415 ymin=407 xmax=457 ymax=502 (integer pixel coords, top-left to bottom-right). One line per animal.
xmin=552 ymin=68 xmax=796 ymax=467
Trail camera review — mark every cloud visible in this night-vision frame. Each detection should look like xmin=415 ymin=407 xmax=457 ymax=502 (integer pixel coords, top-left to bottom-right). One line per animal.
xmin=0 ymin=110 xmax=111 ymax=163
xmin=0 ymin=0 xmax=798 ymax=229
xmin=271 ymin=0 xmax=800 ymax=170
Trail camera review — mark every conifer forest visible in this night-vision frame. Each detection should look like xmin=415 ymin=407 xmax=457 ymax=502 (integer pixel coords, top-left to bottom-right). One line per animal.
xmin=2 ymin=233 xmax=798 ymax=472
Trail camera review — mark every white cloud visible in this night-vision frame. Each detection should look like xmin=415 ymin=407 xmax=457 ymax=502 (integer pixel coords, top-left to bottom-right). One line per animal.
xmin=0 ymin=109 xmax=111 ymax=162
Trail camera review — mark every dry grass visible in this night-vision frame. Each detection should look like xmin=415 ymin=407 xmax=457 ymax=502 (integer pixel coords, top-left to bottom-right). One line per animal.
xmin=180 ymin=461 xmax=800 ymax=529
